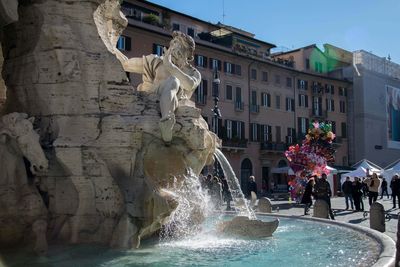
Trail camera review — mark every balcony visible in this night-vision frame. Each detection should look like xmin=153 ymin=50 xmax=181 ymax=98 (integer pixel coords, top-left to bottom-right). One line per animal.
xmin=250 ymin=104 xmax=260 ymax=113
xmin=309 ymin=109 xmax=327 ymax=119
xmin=312 ymin=85 xmax=324 ymax=96
xmin=260 ymin=142 xmax=288 ymax=152
xmin=235 ymin=101 xmax=244 ymax=111
xmin=222 ymin=138 xmax=248 ymax=152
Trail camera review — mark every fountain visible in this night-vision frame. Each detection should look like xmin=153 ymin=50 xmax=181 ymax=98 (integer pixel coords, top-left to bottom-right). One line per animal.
xmin=0 ymin=1 xmax=395 ymax=266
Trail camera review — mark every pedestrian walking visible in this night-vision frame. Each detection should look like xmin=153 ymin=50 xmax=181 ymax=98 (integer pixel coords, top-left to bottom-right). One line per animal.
xmin=380 ymin=177 xmax=389 ymax=199
xmin=314 ymin=173 xmax=335 ymax=220
xmin=301 ymin=178 xmax=315 ymax=215
xmin=364 ymin=173 xmax=381 ymax=206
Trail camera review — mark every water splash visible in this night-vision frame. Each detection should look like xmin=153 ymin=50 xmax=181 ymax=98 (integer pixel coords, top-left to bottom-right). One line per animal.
xmin=214 ymin=149 xmax=256 ymax=219
xmin=160 ymin=170 xmax=213 ymax=240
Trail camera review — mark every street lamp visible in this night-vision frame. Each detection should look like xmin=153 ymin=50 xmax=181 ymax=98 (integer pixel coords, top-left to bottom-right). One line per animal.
xmin=212 ymin=68 xmax=221 ymax=176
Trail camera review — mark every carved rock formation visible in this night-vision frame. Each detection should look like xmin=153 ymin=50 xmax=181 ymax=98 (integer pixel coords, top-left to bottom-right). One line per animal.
xmin=0 ymin=0 xmax=217 ymax=251
xmin=218 ymin=216 xmax=280 ymax=238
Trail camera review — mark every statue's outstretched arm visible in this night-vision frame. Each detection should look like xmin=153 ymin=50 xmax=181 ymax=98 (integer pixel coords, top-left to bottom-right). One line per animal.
xmin=114 ymin=49 xmax=144 ymax=74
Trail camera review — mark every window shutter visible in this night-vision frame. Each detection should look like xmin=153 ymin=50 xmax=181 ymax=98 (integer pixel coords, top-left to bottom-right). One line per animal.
xmin=204 ymin=57 xmax=208 ymax=68
xmin=223 ymin=61 xmax=227 ymax=72
xmin=326 ymin=98 xmax=328 ymax=110
xmin=203 ymin=80 xmax=208 ymax=95
xmin=306 ymin=119 xmax=309 ymax=130
xmin=285 ymin=98 xmax=288 ymax=111
xmin=218 ymin=118 xmax=223 ymax=138
xmin=231 ymin=64 xmax=235 ymax=74
xmin=267 ymin=94 xmax=271 ymax=107
xmin=241 ymin=122 xmax=245 ymax=139
xmin=261 ymin=93 xmax=265 ymax=106
xmin=268 ymin=125 xmax=272 ymax=141
xmin=304 ymin=81 xmax=308 ymax=90
xmin=305 ymin=96 xmax=308 ymax=107
xmin=236 ymin=64 xmax=241 ymax=75
xmin=297 ymin=79 xmax=301 ymax=89
xmin=332 ymin=100 xmax=335 ymax=111
xmin=125 ymin=36 xmax=131 ymax=51
xmin=291 ymin=99 xmax=295 ymax=111
xmin=298 ymin=94 xmax=301 ymax=105
xmin=232 ymin=121 xmax=237 ymax=138
xmin=257 ymin=124 xmax=261 ymax=142
xmin=209 ymin=58 xmax=213 ymax=69
xmin=250 ymin=123 xmax=253 ymax=141
xmin=218 ymin=60 xmax=222 ymax=71
xmin=152 ymin=44 xmax=157 ymax=54
xmin=298 ymin=118 xmax=301 ymax=133
xmin=194 ymin=54 xmax=199 ymax=66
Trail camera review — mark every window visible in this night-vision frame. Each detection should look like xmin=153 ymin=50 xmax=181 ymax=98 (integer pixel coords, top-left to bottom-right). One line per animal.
xmin=286 ymin=128 xmax=296 ymax=144
xmin=339 ymin=87 xmax=347 ymax=96
xmin=298 ymin=94 xmax=308 ymax=107
xmin=276 ymin=126 xmax=281 ymax=142
xmin=172 ymin=23 xmax=180 ymax=31
xmin=298 ymin=79 xmax=308 ymax=90
xmin=117 ymin=36 xmax=131 ymax=51
xmin=306 ymin=59 xmax=310 ymax=69
xmin=235 ymin=87 xmax=242 ymax=102
xmin=314 ymin=61 xmax=323 ymax=73
xmin=312 ymin=96 xmax=322 ymax=116
xmin=195 ymin=54 xmax=207 ymax=68
xmin=261 ymin=92 xmax=271 ymax=107
xmin=226 ymin=120 xmax=232 ymax=139
xmin=330 ymin=85 xmax=335 ymax=95
xmin=340 ymin=100 xmax=346 ymax=113
xmin=236 ymin=121 xmax=244 ymax=139
xmin=261 ymin=125 xmax=272 ymax=142
xmin=250 ymin=123 xmax=260 ymax=142
xmin=251 ymin=69 xmax=257 ymax=80
xmin=341 ymin=122 xmax=347 ymax=138
xmin=187 ymin=27 xmax=195 ymax=37
xmin=224 ymin=62 xmax=234 ymax=74
xmin=235 ymin=64 xmax=242 ymax=76
xmin=298 ymin=117 xmax=309 ymax=134
xmin=275 ymin=95 xmax=281 ymax=109
xmin=286 ymin=97 xmax=295 ymax=112
xmin=275 ymin=75 xmax=280 ymax=84
xmin=226 ymin=85 xmax=233 ymax=100
xmin=194 ymin=79 xmax=208 ymax=105
xmin=286 ymin=77 xmax=292 ymax=88
xmin=326 ymin=99 xmax=335 ymax=111
xmin=209 ymin=58 xmax=221 ymax=70
xmin=152 ymin=43 xmax=164 ymax=56
xmin=262 ymin=71 xmax=268 ymax=82
xmin=251 ymin=90 xmax=257 ymax=106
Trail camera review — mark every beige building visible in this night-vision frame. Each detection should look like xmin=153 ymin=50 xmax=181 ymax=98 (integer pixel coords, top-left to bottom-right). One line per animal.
xmin=119 ymin=0 xmax=352 ymax=194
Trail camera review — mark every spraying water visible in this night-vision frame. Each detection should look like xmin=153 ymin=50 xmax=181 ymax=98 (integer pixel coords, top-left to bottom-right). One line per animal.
xmin=160 ymin=170 xmax=213 ymax=240
xmin=214 ymin=149 xmax=256 ymax=219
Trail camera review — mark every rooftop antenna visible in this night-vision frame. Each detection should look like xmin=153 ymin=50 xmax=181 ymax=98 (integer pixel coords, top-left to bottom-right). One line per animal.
xmin=222 ymin=0 xmax=226 ymax=24
xmin=388 ymin=54 xmax=391 ymax=61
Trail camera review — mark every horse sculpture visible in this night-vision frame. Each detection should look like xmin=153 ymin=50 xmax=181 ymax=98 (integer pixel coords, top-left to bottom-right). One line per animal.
xmin=0 ymin=112 xmax=49 ymax=255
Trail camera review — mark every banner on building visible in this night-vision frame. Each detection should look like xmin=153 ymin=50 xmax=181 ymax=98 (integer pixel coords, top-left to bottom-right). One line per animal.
xmin=387 ymin=85 xmax=400 ymax=149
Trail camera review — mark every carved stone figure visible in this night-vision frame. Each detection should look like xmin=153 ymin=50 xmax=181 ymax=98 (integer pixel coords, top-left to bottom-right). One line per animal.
xmin=114 ymin=31 xmax=202 ymax=142
xmin=0 ymin=112 xmax=48 ymax=254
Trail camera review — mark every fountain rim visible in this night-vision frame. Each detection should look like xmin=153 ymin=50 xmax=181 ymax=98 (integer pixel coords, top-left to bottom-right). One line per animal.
xmin=219 ymin=211 xmax=395 ymax=267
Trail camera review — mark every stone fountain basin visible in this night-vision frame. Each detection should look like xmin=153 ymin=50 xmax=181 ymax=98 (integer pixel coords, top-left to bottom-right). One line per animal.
xmin=247 ymin=212 xmax=397 ymax=267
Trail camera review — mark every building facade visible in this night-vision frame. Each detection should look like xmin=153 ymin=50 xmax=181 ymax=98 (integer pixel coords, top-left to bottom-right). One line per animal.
xmin=118 ymin=0 xmax=351 ymax=194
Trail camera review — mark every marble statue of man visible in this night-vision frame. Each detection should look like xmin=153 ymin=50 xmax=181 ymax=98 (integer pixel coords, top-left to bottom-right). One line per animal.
xmin=114 ymin=31 xmax=201 ymax=142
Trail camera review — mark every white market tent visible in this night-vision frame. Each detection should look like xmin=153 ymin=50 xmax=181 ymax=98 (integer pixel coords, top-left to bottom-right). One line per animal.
xmin=382 ymin=159 xmax=400 ymax=187
xmin=351 ymin=159 xmax=383 ymax=175
xmin=340 ymin=166 xmax=367 ymax=184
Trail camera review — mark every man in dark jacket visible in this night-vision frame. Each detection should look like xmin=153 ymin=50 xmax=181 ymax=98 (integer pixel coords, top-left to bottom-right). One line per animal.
xmin=391 ymin=175 xmax=400 ymax=209
xmin=342 ymin=176 xmax=354 ymax=210
xmin=380 ymin=177 xmax=389 ymax=199
xmin=314 ymin=173 xmax=335 ymax=220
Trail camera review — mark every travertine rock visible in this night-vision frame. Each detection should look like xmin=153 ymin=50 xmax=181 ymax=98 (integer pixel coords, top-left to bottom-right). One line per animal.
xmin=218 ymin=216 xmax=279 ymax=238
xmin=258 ymin=197 xmax=273 ymax=213
xmin=0 ymin=0 xmax=217 ymax=251
xmin=313 ymin=199 xmax=329 ymax=219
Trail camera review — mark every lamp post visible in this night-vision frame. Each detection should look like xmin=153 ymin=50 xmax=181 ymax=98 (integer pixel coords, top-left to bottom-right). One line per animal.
xmin=212 ymin=68 xmax=221 ymax=176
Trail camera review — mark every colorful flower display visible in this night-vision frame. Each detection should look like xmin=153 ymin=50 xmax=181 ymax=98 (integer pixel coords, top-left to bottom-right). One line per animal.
xmin=285 ymin=121 xmax=336 ymax=176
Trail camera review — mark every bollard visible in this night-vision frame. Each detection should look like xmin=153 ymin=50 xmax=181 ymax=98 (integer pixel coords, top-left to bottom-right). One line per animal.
xmin=258 ymin=197 xmax=272 ymax=213
xmin=370 ymin=202 xmax=385 ymax=232
xmin=396 ymin=213 xmax=400 ymax=266
xmin=313 ymin=199 xmax=329 ymax=219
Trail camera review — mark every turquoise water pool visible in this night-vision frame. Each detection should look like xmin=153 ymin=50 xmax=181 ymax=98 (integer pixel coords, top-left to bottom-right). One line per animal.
xmin=0 ymin=216 xmax=380 ymax=267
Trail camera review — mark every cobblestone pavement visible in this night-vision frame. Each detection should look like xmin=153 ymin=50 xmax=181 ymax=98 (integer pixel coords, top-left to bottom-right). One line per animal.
xmin=264 ymin=196 xmax=399 ymax=243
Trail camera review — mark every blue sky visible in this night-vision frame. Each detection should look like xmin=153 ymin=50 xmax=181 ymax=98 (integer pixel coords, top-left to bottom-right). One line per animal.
xmin=148 ymin=0 xmax=400 ymax=63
